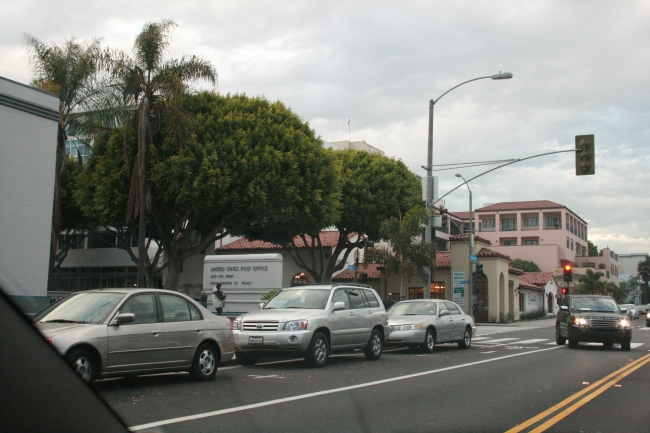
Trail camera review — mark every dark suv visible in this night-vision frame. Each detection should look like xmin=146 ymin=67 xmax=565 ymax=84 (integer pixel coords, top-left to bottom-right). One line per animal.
xmin=556 ymin=295 xmax=632 ymax=350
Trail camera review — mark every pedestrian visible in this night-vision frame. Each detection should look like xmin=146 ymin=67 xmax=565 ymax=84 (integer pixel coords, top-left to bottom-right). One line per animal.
xmin=384 ymin=293 xmax=395 ymax=309
xmin=212 ymin=283 xmax=226 ymax=315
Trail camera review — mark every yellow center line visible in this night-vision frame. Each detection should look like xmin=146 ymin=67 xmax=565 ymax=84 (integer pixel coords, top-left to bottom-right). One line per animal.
xmin=529 ymin=354 xmax=650 ymax=433
xmin=504 ymin=352 xmax=650 ymax=433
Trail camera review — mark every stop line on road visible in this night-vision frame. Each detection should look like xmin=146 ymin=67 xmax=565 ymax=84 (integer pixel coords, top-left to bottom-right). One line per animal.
xmin=473 ymin=337 xmax=645 ymax=349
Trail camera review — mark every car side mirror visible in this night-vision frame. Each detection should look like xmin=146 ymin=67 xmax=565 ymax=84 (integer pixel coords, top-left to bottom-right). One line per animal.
xmin=560 ymin=306 xmax=568 ymax=311
xmin=112 ymin=313 xmax=135 ymax=326
xmin=332 ymin=301 xmax=346 ymax=311
xmin=440 ymin=310 xmax=450 ymax=316
xmin=259 ymin=303 xmax=265 ymax=310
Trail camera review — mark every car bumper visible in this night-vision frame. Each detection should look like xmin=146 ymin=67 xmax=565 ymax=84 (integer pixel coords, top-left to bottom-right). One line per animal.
xmin=385 ymin=329 xmax=426 ymax=345
xmin=233 ymin=330 xmax=314 ymax=354
xmin=569 ymin=326 xmax=632 ymax=343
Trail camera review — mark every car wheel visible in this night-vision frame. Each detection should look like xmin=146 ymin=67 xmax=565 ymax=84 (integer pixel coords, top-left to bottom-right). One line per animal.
xmin=364 ymin=329 xmax=383 ymax=361
xmin=305 ymin=332 xmax=329 ymax=368
xmin=420 ymin=328 xmax=436 ymax=354
xmin=621 ymin=340 xmax=631 ymax=351
xmin=65 ymin=348 xmax=97 ymax=383
xmin=568 ymin=338 xmax=578 ymax=349
xmin=236 ymin=351 xmax=259 ymax=366
xmin=190 ymin=343 xmax=218 ymax=381
xmin=555 ymin=326 xmax=566 ymax=345
xmin=603 ymin=342 xmax=613 ymax=349
xmin=458 ymin=327 xmax=472 ymax=349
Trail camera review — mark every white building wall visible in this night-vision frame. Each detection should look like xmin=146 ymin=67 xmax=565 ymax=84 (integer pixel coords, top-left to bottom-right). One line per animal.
xmin=0 ymin=77 xmax=58 ymax=310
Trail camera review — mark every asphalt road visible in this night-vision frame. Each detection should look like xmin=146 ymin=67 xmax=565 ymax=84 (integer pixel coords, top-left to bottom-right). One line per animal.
xmin=94 ymin=319 xmax=650 ymax=433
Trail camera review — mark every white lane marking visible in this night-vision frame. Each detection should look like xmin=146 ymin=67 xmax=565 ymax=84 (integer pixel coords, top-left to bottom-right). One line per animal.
xmin=582 ymin=343 xmax=644 ymax=349
xmin=472 ymin=337 xmax=491 ymax=341
xmin=248 ymin=375 xmax=285 ymax=379
xmin=632 ymin=343 xmax=644 ymax=348
xmin=515 ymin=339 xmax=549 ymax=345
xmin=545 ymin=342 xmax=558 ymax=345
xmin=129 ymin=346 xmax=563 ymax=431
xmin=220 ymin=365 xmax=242 ymax=371
xmin=480 ymin=338 xmax=520 ymax=343
xmin=479 ymin=351 xmax=496 ymax=354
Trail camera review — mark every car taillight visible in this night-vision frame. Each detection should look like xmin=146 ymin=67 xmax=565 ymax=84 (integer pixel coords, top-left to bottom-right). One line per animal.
xmin=229 ymin=319 xmax=233 ymax=331
xmin=46 ymin=337 xmax=54 ymax=345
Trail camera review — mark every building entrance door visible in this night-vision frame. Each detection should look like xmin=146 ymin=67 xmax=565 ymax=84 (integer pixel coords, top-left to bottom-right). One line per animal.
xmin=473 ymin=274 xmax=489 ymax=323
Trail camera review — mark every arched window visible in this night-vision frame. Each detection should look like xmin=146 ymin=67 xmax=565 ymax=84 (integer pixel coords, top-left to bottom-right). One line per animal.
xmin=291 ymin=272 xmax=311 ymax=286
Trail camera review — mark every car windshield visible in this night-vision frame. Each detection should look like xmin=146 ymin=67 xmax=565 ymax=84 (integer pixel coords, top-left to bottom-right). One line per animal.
xmin=263 ymin=289 xmax=330 ymax=310
xmin=32 ymin=292 xmax=125 ymax=324
xmin=570 ymin=297 xmax=619 ymax=313
xmin=387 ymin=302 xmax=437 ymax=316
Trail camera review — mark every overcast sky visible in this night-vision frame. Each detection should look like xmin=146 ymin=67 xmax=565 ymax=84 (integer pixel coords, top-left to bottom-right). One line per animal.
xmin=2 ymin=1 xmax=649 ymax=256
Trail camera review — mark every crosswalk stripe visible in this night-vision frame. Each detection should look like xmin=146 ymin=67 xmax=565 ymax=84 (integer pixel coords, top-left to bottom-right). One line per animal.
xmin=515 ymin=339 xmax=549 ymax=345
xmin=472 ymin=337 xmax=492 ymax=341
xmin=481 ymin=338 xmax=519 ymax=343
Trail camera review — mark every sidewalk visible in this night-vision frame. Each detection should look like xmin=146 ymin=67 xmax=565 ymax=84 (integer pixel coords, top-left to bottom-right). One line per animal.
xmin=476 ymin=318 xmax=556 ymax=329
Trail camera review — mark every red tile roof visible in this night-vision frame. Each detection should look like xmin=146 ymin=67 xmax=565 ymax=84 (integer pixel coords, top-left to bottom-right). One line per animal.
xmin=475 ymin=200 xmax=564 ymax=212
xmin=518 ymin=281 xmax=544 ymax=291
xmin=436 ymin=251 xmax=451 ymax=269
xmin=449 ymin=234 xmax=492 ymax=245
xmin=476 ymin=248 xmax=511 ymax=260
xmin=519 ymin=272 xmax=555 ymax=287
xmin=218 ymin=231 xmax=350 ymax=251
xmin=508 ymin=267 xmax=524 ymax=275
xmin=332 ymin=263 xmax=383 ymax=281
xmin=449 ymin=211 xmax=471 ymax=220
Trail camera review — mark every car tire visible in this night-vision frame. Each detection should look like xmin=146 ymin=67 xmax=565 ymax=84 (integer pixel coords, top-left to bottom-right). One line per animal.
xmin=190 ymin=343 xmax=218 ymax=381
xmin=568 ymin=338 xmax=578 ymax=349
xmin=236 ymin=351 xmax=259 ymax=366
xmin=305 ymin=332 xmax=329 ymax=368
xmin=458 ymin=327 xmax=472 ymax=349
xmin=603 ymin=342 xmax=614 ymax=349
xmin=621 ymin=340 xmax=631 ymax=351
xmin=65 ymin=348 xmax=98 ymax=383
xmin=364 ymin=329 xmax=383 ymax=361
xmin=555 ymin=326 xmax=566 ymax=345
xmin=420 ymin=328 xmax=436 ymax=354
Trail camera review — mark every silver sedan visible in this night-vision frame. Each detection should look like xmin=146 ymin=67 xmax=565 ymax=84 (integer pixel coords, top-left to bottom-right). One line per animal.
xmin=385 ymin=300 xmax=476 ymax=353
xmin=33 ymin=288 xmax=235 ymax=383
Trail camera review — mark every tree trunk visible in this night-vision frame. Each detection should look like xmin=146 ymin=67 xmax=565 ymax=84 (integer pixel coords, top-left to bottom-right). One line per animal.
xmin=47 ymin=122 xmax=67 ymax=291
xmin=166 ymin=255 xmax=182 ymax=292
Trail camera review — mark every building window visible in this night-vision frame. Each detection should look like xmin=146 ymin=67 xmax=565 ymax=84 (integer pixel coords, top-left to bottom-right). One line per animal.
xmin=525 ymin=239 xmax=538 ymax=245
xmin=571 ymin=240 xmax=574 ymax=250
xmin=523 ymin=217 xmax=539 ymax=227
xmin=503 ymin=239 xmax=516 ymax=246
xmin=567 ymin=238 xmax=570 ymax=248
xmin=483 ymin=219 xmax=496 ymax=228
xmin=502 ymin=218 xmax=517 ymax=231
xmin=519 ymin=292 xmax=525 ymax=313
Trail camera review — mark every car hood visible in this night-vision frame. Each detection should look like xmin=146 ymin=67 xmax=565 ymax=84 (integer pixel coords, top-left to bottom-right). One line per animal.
xmin=387 ymin=315 xmax=433 ymax=326
xmin=238 ymin=308 xmax=327 ymax=322
xmin=34 ymin=322 xmax=96 ymax=338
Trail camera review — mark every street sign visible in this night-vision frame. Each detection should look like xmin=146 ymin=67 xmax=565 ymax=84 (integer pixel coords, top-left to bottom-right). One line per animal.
xmin=460 ymin=280 xmax=470 ymax=285
xmin=347 ymin=264 xmax=357 ymax=271
xmin=470 ymin=254 xmax=477 ymax=262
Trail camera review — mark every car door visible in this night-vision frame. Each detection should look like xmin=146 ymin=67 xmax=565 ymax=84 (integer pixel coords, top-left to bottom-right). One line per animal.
xmin=558 ymin=296 xmax=571 ymax=336
xmin=347 ymin=289 xmax=371 ymax=345
xmin=362 ymin=289 xmax=384 ymax=331
xmin=159 ymin=294 xmax=205 ymax=368
xmin=329 ymin=288 xmax=356 ymax=349
xmin=436 ymin=303 xmax=453 ymax=342
xmin=106 ymin=293 xmax=166 ymax=373
xmin=444 ymin=302 xmax=465 ymax=341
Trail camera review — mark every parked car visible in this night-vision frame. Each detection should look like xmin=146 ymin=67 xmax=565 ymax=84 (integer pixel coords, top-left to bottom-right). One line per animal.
xmin=622 ymin=304 xmax=639 ymax=319
xmin=232 ymin=284 xmax=390 ymax=367
xmin=33 ymin=288 xmax=235 ymax=383
xmin=637 ymin=304 xmax=648 ymax=315
xmin=556 ymin=295 xmax=632 ymax=350
xmin=385 ymin=300 xmax=476 ymax=352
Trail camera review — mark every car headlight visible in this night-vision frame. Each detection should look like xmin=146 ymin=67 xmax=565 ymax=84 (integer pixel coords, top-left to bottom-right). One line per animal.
xmin=647 ymin=313 xmax=650 ymax=318
xmin=283 ymin=320 xmax=308 ymax=331
xmin=620 ymin=319 xmax=631 ymax=328
xmin=572 ymin=317 xmax=588 ymax=326
xmin=390 ymin=323 xmax=423 ymax=331
xmin=232 ymin=320 xmax=241 ymax=330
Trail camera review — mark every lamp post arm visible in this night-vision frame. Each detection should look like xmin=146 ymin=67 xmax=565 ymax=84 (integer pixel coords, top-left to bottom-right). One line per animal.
xmin=433 ymin=76 xmax=494 ymax=106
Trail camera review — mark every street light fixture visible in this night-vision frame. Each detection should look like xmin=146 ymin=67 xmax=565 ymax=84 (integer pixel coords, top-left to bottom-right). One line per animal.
xmin=423 ymin=72 xmax=512 ymax=300
xmin=455 ymin=173 xmax=473 ymax=318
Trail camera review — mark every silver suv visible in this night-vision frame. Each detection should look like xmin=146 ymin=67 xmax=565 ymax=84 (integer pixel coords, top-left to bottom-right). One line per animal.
xmin=232 ymin=284 xmax=390 ymax=367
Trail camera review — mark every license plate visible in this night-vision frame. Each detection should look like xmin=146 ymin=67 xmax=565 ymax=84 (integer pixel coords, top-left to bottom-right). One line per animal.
xmin=249 ymin=336 xmax=263 ymax=345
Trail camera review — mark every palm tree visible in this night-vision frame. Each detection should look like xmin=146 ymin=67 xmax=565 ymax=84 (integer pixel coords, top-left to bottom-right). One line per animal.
xmin=24 ymin=35 xmax=110 ymax=289
xmin=637 ymin=258 xmax=650 ymax=303
xmin=577 ymin=269 xmax=605 ymax=294
xmin=364 ymin=207 xmax=436 ymax=299
xmin=111 ymin=20 xmax=217 ymax=287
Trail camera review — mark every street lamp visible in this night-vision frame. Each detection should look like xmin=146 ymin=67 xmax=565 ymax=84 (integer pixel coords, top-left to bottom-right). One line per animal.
xmin=455 ymin=173 xmax=473 ymax=318
xmin=423 ymin=72 xmax=512 ymax=299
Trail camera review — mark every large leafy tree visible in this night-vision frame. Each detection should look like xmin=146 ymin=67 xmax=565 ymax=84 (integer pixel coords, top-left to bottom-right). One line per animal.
xmin=78 ymin=92 xmax=340 ymax=291
xmin=509 ymin=258 xmax=541 ymax=273
xmin=637 ymin=258 xmax=650 ymax=303
xmin=588 ymin=241 xmax=599 ymax=256
xmin=24 ymin=35 xmax=110 ymax=288
xmin=610 ymin=276 xmax=637 ymax=304
xmin=111 ymin=19 xmax=217 ymax=287
xmin=364 ymin=206 xmax=436 ymax=299
xmin=576 ymin=269 xmax=605 ymax=294
xmin=256 ymin=149 xmax=421 ymax=282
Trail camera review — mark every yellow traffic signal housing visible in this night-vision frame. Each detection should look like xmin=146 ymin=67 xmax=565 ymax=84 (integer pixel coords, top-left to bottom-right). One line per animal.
xmin=575 ymin=135 xmax=595 ymax=176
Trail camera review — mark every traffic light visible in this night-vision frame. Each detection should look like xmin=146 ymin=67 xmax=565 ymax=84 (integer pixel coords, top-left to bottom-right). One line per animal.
xmin=561 ymin=287 xmax=569 ymax=295
xmin=439 ymin=206 xmax=448 ymax=226
xmin=476 ymin=263 xmax=484 ymax=277
xmin=563 ymin=263 xmax=573 ymax=283
xmin=575 ymin=135 xmax=595 ymax=176
xmin=363 ymin=238 xmax=375 ymax=255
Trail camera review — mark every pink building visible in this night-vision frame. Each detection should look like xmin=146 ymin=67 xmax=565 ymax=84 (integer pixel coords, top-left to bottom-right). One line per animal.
xmin=452 ymin=200 xmax=619 ymax=284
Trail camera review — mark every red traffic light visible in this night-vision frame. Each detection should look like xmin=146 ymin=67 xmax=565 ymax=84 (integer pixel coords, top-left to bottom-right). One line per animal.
xmin=561 ymin=287 xmax=569 ymax=295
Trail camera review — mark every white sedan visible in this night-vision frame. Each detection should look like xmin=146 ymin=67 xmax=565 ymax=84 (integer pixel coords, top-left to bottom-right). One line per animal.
xmin=385 ymin=300 xmax=476 ymax=353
